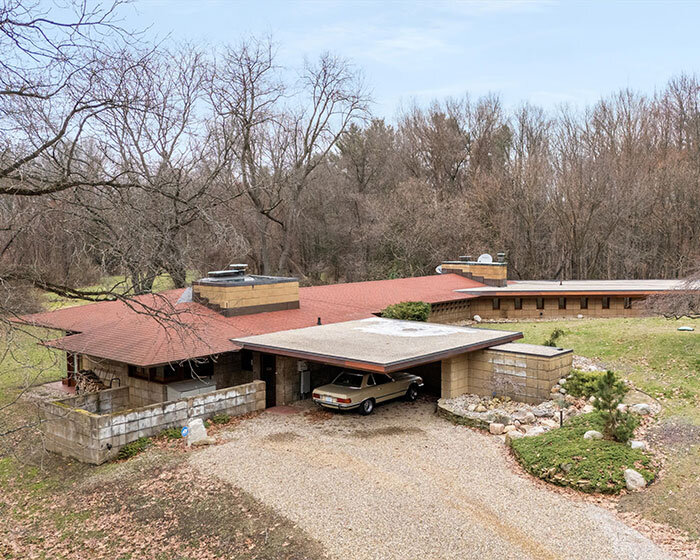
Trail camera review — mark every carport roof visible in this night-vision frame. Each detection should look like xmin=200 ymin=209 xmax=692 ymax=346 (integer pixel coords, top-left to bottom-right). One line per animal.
xmin=232 ymin=317 xmax=523 ymax=373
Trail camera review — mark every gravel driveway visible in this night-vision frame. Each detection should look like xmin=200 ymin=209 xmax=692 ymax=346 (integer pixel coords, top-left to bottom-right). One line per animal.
xmin=192 ymin=400 xmax=671 ymax=560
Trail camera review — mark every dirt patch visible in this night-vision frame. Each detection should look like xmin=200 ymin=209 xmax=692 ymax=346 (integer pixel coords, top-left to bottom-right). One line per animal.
xmin=264 ymin=431 xmax=302 ymax=443
xmin=647 ymin=419 xmax=700 ymax=449
xmin=303 ymin=407 xmax=334 ymax=423
xmin=349 ymin=425 xmax=425 ymax=439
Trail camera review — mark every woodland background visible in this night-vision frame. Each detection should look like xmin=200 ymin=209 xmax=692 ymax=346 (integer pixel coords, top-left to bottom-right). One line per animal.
xmin=2 ymin=1 xmax=700 ymax=314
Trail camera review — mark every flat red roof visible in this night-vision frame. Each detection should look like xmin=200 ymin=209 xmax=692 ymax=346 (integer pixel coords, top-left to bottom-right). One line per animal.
xmin=19 ymin=274 xmax=484 ymax=367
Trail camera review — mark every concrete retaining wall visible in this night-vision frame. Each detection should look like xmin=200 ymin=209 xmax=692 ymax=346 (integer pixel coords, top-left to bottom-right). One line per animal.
xmin=42 ymin=380 xmax=266 ymax=465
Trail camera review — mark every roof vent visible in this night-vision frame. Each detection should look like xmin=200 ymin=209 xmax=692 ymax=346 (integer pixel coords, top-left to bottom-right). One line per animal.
xmin=207 ymin=263 xmax=248 ymax=279
xmin=477 ymin=253 xmax=493 ymax=263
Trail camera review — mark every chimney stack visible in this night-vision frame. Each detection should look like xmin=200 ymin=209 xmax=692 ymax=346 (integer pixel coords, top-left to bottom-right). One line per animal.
xmin=439 ymin=251 xmax=507 ymax=287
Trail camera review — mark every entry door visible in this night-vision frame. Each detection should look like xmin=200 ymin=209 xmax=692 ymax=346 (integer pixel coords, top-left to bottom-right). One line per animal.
xmin=261 ymin=354 xmax=276 ymax=408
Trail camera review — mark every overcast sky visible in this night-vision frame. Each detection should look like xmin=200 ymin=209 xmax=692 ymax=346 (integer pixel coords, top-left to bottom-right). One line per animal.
xmin=124 ymin=0 xmax=700 ymax=119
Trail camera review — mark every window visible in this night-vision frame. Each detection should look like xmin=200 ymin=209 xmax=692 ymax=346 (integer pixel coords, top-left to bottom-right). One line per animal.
xmin=580 ymin=297 xmax=588 ymax=310
xmin=514 ymin=298 xmax=522 ymax=310
xmin=373 ymin=373 xmax=393 ymax=385
xmin=536 ymin=297 xmax=544 ymax=310
xmin=332 ymin=372 xmax=363 ymax=388
xmin=602 ymin=297 xmax=610 ymax=309
xmin=558 ymin=297 xmax=566 ymax=310
xmin=128 ymin=365 xmax=155 ymax=380
xmin=492 ymin=298 xmax=500 ymax=310
xmin=624 ymin=297 xmax=632 ymax=309
xmin=366 ymin=375 xmax=376 ymax=386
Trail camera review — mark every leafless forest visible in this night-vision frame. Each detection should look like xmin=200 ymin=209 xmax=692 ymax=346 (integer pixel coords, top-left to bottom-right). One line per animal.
xmin=2 ymin=1 xmax=700 ymax=312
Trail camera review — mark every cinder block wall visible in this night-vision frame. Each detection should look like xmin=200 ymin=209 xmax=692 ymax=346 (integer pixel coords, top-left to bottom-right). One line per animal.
xmin=466 ymin=348 xmax=572 ymax=404
xmin=42 ymin=380 xmax=266 ymax=465
xmin=441 ymin=354 xmax=470 ymax=398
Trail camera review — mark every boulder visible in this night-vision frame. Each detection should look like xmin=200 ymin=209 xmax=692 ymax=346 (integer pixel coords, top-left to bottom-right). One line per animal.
xmin=475 ymin=404 xmax=487 ymax=413
xmin=524 ymin=426 xmax=547 ymax=437
xmin=624 ymin=468 xmax=647 ymax=491
xmin=630 ymin=440 xmax=647 ymax=450
xmin=532 ymin=406 xmax=554 ymax=418
xmin=503 ymin=425 xmax=517 ymax=433
xmin=616 ymin=403 xmax=628 ymax=413
xmin=583 ymin=430 xmax=603 ymax=440
xmin=187 ymin=418 xmax=214 ymax=447
xmin=631 ymin=403 xmax=652 ymax=415
xmin=512 ymin=410 xmax=536 ymax=425
xmin=467 ymin=404 xmax=477 ymax=412
xmin=505 ymin=431 xmax=524 ymax=446
xmin=582 ymin=404 xmax=595 ymax=413
xmin=489 ymin=422 xmax=505 ymax=435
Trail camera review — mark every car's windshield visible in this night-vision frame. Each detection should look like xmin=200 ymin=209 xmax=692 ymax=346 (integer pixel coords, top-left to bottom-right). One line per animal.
xmin=332 ymin=372 xmax=364 ymax=388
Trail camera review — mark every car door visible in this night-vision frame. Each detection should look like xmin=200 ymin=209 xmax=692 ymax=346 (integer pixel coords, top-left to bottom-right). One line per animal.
xmin=372 ymin=373 xmax=402 ymax=402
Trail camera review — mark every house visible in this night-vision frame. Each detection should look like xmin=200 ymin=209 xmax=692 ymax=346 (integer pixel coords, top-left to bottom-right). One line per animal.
xmin=19 ymin=255 xmax=688 ymax=463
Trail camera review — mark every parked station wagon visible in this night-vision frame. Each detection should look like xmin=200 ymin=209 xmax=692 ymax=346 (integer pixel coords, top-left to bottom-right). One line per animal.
xmin=312 ymin=370 xmax=424 ymax=415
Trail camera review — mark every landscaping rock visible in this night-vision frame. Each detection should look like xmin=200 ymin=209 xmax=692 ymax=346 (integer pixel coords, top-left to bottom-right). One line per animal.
xmin=475 ymin=404 xmax=487 ymax=413
xmin=588 ymin=396 xmax=596 ymax=403
xmin=630 ymin=403 xmax=652 ymax=415
xmin=583 ymin=430 xmax=603 ymax=440
xmin=512 ymin=410 xmax=535 ymax=424
xmin=559 ymin=378 xmax=567 ymax=385
xmin=503 ymin=425 xmax=517 ymax=433
xmin=582 ymin=404 xmax=594 ymax=413
xmin=505 ymin=431 xmax=524 ymax=446
xmin=624 ymin=468 xmax=647 ymax=491
xmin=467 ymin=404 xmax=477 ymax=412
xmin=532 ymin=406 xmax=554 ymax=418
xmin=489 ymin=422 xmax=505 ymax=435
xmin=187 ymin=418 xmax=213 ymax=447
xmin=550 ymin=385 xmax=560 ymax=394
xmin=630 ymin=440 xmax=647 ymax=450
xmin=616 ymin=403 xmax=628 ymax=413
xmin=524 ymin=426 xmax=547 ymax=437
xmin=559 ymin=387 xmax=567 ymax=394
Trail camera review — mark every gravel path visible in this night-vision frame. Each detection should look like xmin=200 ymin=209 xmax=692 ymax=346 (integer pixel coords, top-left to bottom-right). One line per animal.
xmin=192 ymin=400 xmax=672 ymax=560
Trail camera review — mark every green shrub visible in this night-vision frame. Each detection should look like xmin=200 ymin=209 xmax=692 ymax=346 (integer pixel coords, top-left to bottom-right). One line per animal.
xmin=593 ymin=370 xmax=637 ymax=443
xmin=210 ymin=413 xmax=231 ymax=425
xmin=117 ymin=437 xmax=151 ymax=460
xmin=544 ymin=328 xmax=565 ymax=347
xmin=158 ymin=427 xmax=183 ymax=440
xmin=380 ymin=301 xmax=431 ymax=322
xmin=566 ymin=369 xmax=604 ymax=398
xmin=510 ymin=412 xmax=654 ymax=493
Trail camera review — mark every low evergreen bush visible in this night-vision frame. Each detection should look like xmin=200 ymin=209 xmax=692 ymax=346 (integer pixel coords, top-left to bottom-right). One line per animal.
xmin=566 ymin=369 xmax=604 ymax=398
xmin=380 ymin=301 xmax=431 ymax=322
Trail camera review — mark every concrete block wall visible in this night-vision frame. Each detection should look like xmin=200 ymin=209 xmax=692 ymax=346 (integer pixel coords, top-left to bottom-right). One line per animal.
xmin=441 ymin=354 xmax=470 ymax=398
xmin=467 ymin=348 xmax=573 ymax=404
xmin=468 ymin=296 xmax=644 ymax=320
xmin=42 ymin=380 xmax=266 ymax=465
xmin=275 ymin=355 xmax=300 ymax=406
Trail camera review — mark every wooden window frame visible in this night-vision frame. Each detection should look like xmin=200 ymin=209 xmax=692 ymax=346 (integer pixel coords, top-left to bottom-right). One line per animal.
xmin=492 ymin=298 xmax=500 ymax=310
xmin=580 ymin=297 xmax=588 ymax=310
xmin=602 ymin=297 xmax=610 ymax=309
xmin=536 ymin=297 xmax=544 ymax=310
xmin=514 ymin=297 xmax=522 ymax=310
xmin=558 ymin=297 xmax=566 ymax=310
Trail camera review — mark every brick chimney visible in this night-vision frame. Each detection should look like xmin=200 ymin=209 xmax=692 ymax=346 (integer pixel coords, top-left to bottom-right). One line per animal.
xmin=439 ymin=253 xmax=507 ymax=287
xmin=192 ymin=264 xmax=299 ymax=316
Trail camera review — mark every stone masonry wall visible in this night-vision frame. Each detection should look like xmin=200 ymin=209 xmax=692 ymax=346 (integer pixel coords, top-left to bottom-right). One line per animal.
xmin=42 ymin=380 xmax=266 ymax=465
xmin=275 ymin=355 xmax=300 ymax=406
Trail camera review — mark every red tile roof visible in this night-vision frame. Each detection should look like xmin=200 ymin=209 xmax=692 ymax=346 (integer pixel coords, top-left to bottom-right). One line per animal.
xmin=19 ymin=274 xmax=483 ymax=367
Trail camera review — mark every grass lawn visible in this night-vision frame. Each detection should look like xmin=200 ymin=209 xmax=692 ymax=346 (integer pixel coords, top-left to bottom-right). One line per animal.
xmin=485 ymin=317 xmax=700 ymax=422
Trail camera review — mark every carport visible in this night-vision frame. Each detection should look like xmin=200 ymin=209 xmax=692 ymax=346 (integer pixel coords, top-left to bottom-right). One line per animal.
xmin=233 ymin=317 xmax=523 ymax=406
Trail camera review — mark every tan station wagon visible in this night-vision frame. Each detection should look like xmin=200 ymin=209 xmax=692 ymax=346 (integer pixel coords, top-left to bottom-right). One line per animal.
xmin=312 ymin=371 xmax=424 ymax=415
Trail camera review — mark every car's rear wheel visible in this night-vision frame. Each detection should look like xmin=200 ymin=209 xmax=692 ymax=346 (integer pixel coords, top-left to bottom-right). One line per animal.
xmin=359 ymin=398 xmax=375 ymax=415
xmin=405 ymin=383 xmax=419 ymax=402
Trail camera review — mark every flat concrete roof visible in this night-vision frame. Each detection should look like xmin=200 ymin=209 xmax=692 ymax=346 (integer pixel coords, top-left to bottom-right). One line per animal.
xmin=233 ymin=317 xmax=523 ymax=373
xmin=457 ymin=279 xmax=685 ymax=296
xmin=488 ymin=343 xmax=572 ymax=357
